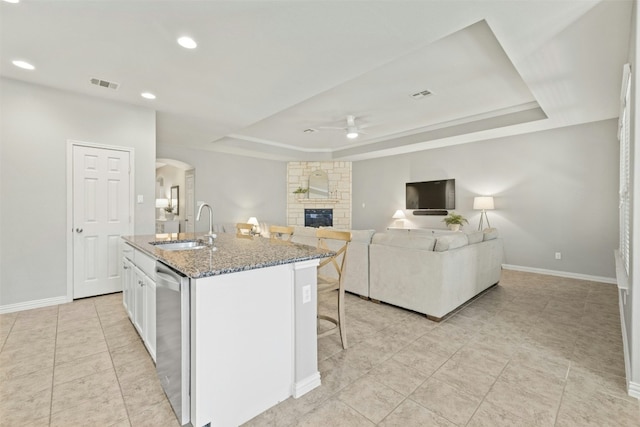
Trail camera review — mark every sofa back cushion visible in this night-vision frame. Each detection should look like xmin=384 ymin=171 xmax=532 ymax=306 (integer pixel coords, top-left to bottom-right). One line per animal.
xmin=434 ymin=233 xmax=469 ymax=252
xmin=371 ymin=233 xmax=436 ymax=251
xmin=465 ymin=231 xmax=484 ymax=245
xmin=483 ymin=228 xmax=499 ymax=241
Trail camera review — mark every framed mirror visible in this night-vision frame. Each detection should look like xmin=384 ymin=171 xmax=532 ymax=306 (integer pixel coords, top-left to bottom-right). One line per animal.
xmin=308 ymin=170 xmax=329 ymax=199
xmin=171 ymin=185 xmax=179 ymax=215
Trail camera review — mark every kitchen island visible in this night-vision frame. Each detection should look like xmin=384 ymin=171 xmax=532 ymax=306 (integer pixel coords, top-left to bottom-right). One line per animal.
xmin=122 ymin=232 xmax=332 ymax=427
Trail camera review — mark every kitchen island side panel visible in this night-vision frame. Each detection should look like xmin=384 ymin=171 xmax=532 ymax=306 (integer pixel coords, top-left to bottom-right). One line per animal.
xmin=190 ymin=263 xmax=294 ymax=427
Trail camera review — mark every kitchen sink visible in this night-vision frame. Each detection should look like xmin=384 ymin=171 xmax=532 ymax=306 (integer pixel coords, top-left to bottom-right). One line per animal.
xmin=152 ymin=240 xmax=208 ymax=251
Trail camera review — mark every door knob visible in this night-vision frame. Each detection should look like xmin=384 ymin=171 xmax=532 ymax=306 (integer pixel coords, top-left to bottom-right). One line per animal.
xmin=75 ymin=228 xmax=83 ymax=233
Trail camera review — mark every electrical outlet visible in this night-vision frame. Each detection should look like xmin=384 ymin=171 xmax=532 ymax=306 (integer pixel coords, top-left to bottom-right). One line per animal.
xmin=555 ymin=252 xmax=562 ymax=260
xmin=302 ymin=285 xmax=311 ymax=304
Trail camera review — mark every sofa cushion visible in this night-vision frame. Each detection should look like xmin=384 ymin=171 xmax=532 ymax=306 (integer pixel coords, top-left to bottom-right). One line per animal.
xmin=371 ymin=233 xmax=436 ymax=251
xmin=465 ymin=231 xmax=484 ymax=245
xmin=293 ymin=225 xmax=317 ymax=237
xmin=483 ymin=228 xmax=499 ymax=241
xmin=434 ymin=233 xmax=469 ymax=252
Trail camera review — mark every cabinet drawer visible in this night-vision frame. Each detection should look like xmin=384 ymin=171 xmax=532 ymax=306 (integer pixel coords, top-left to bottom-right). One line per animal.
xmin=134 ymin=249 xmax=156 ymax=280
xmin=122 ymin=242 xmax=135 ymax=261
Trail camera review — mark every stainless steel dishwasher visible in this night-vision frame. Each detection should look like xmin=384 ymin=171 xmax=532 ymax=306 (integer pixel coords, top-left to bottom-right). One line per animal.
xmin=155 ymin=261 xmax=190 ymax=426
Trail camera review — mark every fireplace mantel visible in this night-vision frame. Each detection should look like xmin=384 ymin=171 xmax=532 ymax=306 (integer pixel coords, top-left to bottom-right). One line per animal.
xmin=296 ymin=198 xmax=340 ymax=204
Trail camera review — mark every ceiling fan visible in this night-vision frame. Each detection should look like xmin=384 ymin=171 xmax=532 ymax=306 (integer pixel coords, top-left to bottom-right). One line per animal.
xmin=312 ymin=115 xmax=368 ymax=139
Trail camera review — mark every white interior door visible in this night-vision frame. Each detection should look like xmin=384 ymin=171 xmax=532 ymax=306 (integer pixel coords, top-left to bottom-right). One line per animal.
xmin=185 ymin=169 xmax=195 ymax=233
xmin=73 ymin=145 xmax=131 ymax=299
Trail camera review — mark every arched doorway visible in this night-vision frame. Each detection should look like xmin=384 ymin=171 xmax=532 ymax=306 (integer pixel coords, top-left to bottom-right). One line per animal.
xmin=156 ymin=158 xmax=195 ymax=233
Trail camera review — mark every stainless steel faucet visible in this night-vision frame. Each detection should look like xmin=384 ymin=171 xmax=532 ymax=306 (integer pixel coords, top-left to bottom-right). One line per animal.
xmin=196 ymin=203 xmax=216 ymax=244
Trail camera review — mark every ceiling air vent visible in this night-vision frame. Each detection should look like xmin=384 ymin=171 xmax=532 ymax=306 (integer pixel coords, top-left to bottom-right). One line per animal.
xmin=303 ymin=128 xmax=318 ymax=133
xmin=90 ymin=78 xmax=119 ymax=90
xmin=410 ymin=89 xmax=432 ymax=99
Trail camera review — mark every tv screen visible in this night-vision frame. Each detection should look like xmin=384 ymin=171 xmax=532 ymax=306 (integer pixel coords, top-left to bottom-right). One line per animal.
xmin=406 ymin=179 xmax=455 ymax=210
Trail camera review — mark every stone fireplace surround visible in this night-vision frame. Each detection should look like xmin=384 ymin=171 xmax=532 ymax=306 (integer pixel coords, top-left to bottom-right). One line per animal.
xmin=287 ymin=161 xmax=352 ymax=229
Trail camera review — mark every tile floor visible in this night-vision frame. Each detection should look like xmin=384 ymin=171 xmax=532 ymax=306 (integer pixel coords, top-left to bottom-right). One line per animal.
xmin=1 ymin=270 xmax=638 ymax=426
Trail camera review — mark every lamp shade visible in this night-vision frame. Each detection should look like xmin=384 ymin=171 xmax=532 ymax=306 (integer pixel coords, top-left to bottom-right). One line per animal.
xmin=247 ymin=217 xmax=259 ymax=226
xmin=155 ymin=198 xmax=169 ymax=209
xmin=473 ymin=196 xmax=494 ymax=210
xmin=392 ymin=209 xmax=406 ymax=219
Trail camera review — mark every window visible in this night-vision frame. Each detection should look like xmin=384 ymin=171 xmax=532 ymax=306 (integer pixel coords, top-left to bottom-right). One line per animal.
xmin=619 ymin=63 xmax=632 ymax=275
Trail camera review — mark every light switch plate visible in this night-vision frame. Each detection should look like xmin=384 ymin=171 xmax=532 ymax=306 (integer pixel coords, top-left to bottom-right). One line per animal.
xmin=137 ymin=195 xmax=144 ymax=203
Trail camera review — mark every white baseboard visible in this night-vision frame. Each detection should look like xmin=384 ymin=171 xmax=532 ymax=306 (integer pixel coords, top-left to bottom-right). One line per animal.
xmin=293 ymin=372 xmax=321 ymax=398
xmin=0 ymin=296 xmax=70 ymax=314
xmin=628 ymin=381 xmax=640 ymax=399
xmin=502 ymin=264 xmax=616 ymax=285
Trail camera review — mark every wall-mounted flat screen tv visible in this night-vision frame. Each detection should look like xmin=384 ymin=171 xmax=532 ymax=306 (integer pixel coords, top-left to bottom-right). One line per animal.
xmin=406 ymin=179 xmax=455 ymax=210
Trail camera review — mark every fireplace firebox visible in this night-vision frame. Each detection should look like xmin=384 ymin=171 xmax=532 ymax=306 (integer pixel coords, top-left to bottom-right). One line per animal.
xmin=304 ymin=209 xmax=333 ymax=228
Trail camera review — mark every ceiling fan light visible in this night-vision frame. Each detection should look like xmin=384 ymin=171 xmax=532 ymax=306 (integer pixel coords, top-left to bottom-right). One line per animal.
xmin=346 ymin=127 xmax=359 ymax=139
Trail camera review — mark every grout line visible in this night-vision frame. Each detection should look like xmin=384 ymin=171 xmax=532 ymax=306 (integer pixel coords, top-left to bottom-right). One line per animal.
xmin=49 ymin=304 xmax=60 ymax=426
xmin=96 ymin=296 xmax=133 ymax=426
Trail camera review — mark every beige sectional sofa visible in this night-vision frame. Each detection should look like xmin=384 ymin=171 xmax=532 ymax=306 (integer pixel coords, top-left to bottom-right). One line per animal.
xmin=368 ymin=229 xmax=504 ymax=320
xmin=214 ymin=223 xmax=503 ymax=318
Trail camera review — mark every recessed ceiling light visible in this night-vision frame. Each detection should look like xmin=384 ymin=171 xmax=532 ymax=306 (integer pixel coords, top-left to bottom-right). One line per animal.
xmin=3 ymin=0 xmax=21 ymax=4
xmin=177 ymin=36 xmax=197 ymax=49
xmin=141 ymin=92 xmax=156 ymax=100
xmin=12 ymin=60 xmax=35 ymax=70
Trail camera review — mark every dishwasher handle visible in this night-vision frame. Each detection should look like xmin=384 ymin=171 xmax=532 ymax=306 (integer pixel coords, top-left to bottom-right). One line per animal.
xmin=156 ymin=263 xmax=185 ymax=292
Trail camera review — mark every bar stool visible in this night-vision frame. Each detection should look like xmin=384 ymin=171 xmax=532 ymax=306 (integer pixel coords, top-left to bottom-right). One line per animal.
xmin=236 ymin=223 xmax=253 ymax=238
xmin=269 ymin=225 xmax=294 ymax=242
xmin=316 ymin=228 xmax=351 ymax=349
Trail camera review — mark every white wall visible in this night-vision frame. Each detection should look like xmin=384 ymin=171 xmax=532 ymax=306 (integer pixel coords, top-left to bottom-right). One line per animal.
xmin=353 ymin=119 xmax=619 ymax=279
xmin=156 ymin=145 xmax=287 ymax=231
xmin=624 ymin=0 xmax=639 ymax=397
xmin=0 ymin=78 xmax=156 ymax=307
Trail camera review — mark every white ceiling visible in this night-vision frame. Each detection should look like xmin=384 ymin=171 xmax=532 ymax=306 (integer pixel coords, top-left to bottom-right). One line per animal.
xmin=0 ymin=0 xmax=632 ymax=161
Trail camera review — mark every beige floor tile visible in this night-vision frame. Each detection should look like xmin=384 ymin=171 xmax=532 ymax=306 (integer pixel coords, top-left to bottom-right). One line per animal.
xmin=57 ymin=313 xmax=102 ymax=333
xmin=450 ymin=341 xmax=510 ymax=377
xmin=298 ymin=398 xmax=375 ymax=427
xmin=128 ymin=399 xmax=181 ymax=427
xmin=0 ymin=346 xmax=55 ymax=381
xmin=56 ymin=323 xmax=106 ymax=348
xmin=556 ymin=389 xmax=640 ymax=427
xmin=337 ymin=376 xmax=405 ymax=423
xmin=367 ymin=358 xmax=429 ymax=396
xmin=51 ymin=367 xmax=121 ymax=415
xmin=379 ymin=399 xmax=455 ymax=427
xmin=409 ymin=377 xmax=481 ymax=425
xmin=379 ymin=314 xmax=437 ymax=342
xmin=498 ymin=362 xmax=565 ymax=402
xmin=54 ymin=350 xmax=114 ymax=386
xmin=110 ymin=338 xmax=150 ymax=368
xmin=49 ymin=391 xmax=128 ymax=427
xmin=0 ymin=386 xmax=52 ymax=425
xmin=118 ymin=363 xmax=167 ymax=413
xmin=484 ymin=377 xmax=560 ymax=426
xmin=55 ymin=337 xmax=109 ymax=365
xmin=467 ymin=400 xmax=534 ymax=427
xmin=2 ymin=323 xmax=56 ymax=350
xmin=432 ymin=357 xmax=498 ymax=398
xmin=564 ymin=364 xmax=634 ymax=403
xmin=2 ymin=272 xmax=635 ymax=427
xmin=391 ymin=342 xmax=450 ymax=376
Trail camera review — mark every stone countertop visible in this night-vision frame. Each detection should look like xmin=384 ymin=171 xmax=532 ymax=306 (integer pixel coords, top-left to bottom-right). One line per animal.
xmin=122 ymin=232 xmax=333 ymax=279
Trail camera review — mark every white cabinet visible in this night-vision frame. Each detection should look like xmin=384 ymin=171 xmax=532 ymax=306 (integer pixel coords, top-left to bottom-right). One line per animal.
xmin=122 ymin=257 xmax=134 ymax=319
xmin=121 ymin=242 xmax=156 ymax=362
